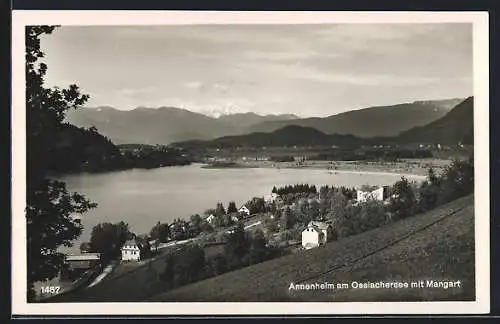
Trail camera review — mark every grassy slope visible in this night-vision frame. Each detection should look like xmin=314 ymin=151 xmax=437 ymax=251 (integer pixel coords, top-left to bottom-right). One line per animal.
xmin=147 ymin=195 xmax=474 ymax=302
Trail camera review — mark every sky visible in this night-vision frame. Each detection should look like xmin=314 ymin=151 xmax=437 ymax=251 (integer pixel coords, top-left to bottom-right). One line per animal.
xmin=40 ymin=24 xmax=473 ymax=118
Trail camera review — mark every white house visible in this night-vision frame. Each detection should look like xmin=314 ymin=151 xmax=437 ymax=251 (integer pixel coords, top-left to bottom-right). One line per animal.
xmin=239 ymin=205 xmax=251 ymax=216
xmin=356 ymin=186 xmax=391 ymax=203
xmin=231 ymin=214 xmax=240 ymax=222
xmin=121 ymin=239 xmax=141 ymax=262
xmin=264 ymin=193 xmax=279 ymax=203
xmin=301 ymin=221 xmax=332 ymax=250
xmin=206 ymin=214 xmax=216 ymax=224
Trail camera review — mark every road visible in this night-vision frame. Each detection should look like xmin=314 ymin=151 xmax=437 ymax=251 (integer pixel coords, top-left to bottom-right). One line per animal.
xmin=153 ymin=238 xmax=195 ymax=251
xmin=87 ymin=263 xmax=116 ymax=289
xmin=244 ymin=221 xmax=261 ymax=230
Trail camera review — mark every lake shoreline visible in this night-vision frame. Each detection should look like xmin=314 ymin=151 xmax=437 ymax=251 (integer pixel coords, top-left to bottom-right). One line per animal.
xmin=199 ymin=159 xmax=451 ymax=178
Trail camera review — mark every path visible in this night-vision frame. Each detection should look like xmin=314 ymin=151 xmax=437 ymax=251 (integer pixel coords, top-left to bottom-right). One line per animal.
xmin=86 ymin=263 xmax=116 ymax=289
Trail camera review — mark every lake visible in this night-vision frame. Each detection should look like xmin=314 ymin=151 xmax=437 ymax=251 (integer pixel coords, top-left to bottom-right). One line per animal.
xmin=59 ymin=163 xmax=425 ymax=253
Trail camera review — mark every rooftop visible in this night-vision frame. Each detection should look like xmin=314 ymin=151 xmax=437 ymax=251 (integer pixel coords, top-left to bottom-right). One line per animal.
xmin=307 ymin=221 xmax=330 ymax=230
xmin=65 ymin=253 xmax=101 ymax=261
xmin=123 ymin=239 xmax=138 ymax=246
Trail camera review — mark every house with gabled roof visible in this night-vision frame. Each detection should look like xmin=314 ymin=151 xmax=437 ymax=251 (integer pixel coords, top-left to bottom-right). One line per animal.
xmin=238 ymin=205 xmax=250 ymax=216
xmin=301 ymin=221 xmax=334 ymax=250
xmin=121 ymin=239 xmax=142 ymax=262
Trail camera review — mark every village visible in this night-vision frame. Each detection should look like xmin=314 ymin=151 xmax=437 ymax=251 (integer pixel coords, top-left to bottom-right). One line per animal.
xmin=43 ymin=183 xmax=395 ymax=300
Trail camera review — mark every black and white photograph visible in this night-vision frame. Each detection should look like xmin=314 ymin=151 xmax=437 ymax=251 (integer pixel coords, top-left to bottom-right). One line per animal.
xmin=11 ymin=11 xmax=490 ymax=315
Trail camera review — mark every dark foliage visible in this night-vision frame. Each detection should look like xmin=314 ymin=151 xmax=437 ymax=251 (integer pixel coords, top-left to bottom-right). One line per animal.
xmin=149 ymin=222 xmax=170 ymax=243
xmin=275 ymin=184 xmax=317 ymax=196
xmin=227 ymin=201 xmax=238 ymax=214
xmin=337 ymin=200 xmax=388 ymax=238
xmin=388 ymin=177 xmax=418 ymax=220
xmin=26 ymin=26 xmax=97 ymax=301
xmin=245 ymin=197 xmax=267 ymax=214
xmin=89 ymin=221 xmax=132 ymax=262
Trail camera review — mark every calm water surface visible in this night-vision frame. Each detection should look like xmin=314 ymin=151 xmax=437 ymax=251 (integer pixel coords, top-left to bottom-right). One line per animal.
xmin=59 ymin=164 xmax=425 ymax=253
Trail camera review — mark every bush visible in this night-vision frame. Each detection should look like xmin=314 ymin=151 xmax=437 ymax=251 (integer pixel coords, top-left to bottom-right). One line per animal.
xmin=417 ymin=168 xmax=442 ymax=212
xmin=438 ymin=158 xmax=474 ymax=204
xmin=160 ymin=244 xmax=206 ymax=289
xmin=337 ymin=199 xmax=388 ymax=238
xmin=389 ymin=177 xmax=418 ymax=220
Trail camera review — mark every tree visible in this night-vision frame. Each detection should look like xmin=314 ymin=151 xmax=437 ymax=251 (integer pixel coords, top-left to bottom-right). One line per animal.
xmin=26 ymin=26 xmax=96 ymax=301
xmin=263 ymin=216 xmax=279 ymax=233
xmin=308 ymin=200 xmax=320 ymax=221
xmin=328 ymin=190 xmax=348 ymax=223
xmin=172 ymin=244 xmax=207 ymax=286
xmin=222 ymin=213 xmax=235 ymax=227
xmin=319 ymin=198 xmax=329 ymax=218
xmin=224 ymin=222 xmax=250 ymax=269
xmin=227 ymin=201 xmax=238 ymax=214
xmin=204 ymin=208 xmax=216 ymax=217
xmin=170 ymin=219 xmax=187 ymax=241
xmin=249 ymin=229 xmax=268 ymax=265
xmin=438 ymin=157 xmax=474 ymax=204
xmin=189 ymin=214 xmax=203 ymax=235
xmin=150 ymin=222 xmax=170 ymax=243
xmin=89 ymin=221 xmax=131 ymax=262
xmin=389 ymin=177 xmax=418 ymax=220
xmin=135 ymin=235 xmax=152 ymax=259
xmin=418 ymin=167 xmax=442 ymax=212
xmin=247 ymin=197 xmax=266 ymax=214
xmin=280 ymin=207 xmax=295 ymax=231
xmin=212 ymin=214 xmax=225 ymax=228
xmin=199 ymin=219 xmax=214 ymax=234
xmin=215 ymin=202 xmax=226 ymax=216
xmin=337 ymin=199 xmax=388 ymax=238
xmin=272 ymin=186 xmax=278 ymax=194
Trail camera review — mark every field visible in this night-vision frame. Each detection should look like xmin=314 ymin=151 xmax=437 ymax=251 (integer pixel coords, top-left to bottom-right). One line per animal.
xmin=146 ymin=195 xmax=474 ymax=302
xmin=201 ymin=158 xmax=453 ymax=177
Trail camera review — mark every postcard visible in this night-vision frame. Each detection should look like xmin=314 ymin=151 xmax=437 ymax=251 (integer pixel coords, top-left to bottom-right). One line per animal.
xmin=11 ymin=10 xmax=490 ymax=315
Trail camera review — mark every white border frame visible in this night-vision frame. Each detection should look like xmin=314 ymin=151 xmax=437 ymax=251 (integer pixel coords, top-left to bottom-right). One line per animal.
xmin=11 ymin=10 xmax=490 ymax=315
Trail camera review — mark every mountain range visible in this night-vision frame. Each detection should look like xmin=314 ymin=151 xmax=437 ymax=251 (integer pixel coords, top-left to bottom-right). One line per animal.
xmin=246 ymin=98 xmax=464 ymax=137
xmin=174 ymin=97 xmax=474 ymax=149
xmin=64 ymin=98 xmax=465 ymax=145
xmin=396 ymin=96 xmax=473 ymax=145
xmin=65 ymin=107 xmax=300 ymax=145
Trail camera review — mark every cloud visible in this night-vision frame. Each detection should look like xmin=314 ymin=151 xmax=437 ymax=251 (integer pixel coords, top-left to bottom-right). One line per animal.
xmin=118 ymin=86 xmax=157 ymax=96
xmin=52 ymin=24 xmax=473 ymax=116
xmin=183 ymin=81 xmax=231 ymax=93
xmin=183 ymin=81 xmax=203 ymax=89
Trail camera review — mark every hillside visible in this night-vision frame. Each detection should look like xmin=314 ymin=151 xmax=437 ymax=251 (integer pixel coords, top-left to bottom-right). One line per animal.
xmin=45 ymin=195 xmax=474 ymax=302
xmin=174 ymin=125 xmax=363 ymax=149
xmin=174 ymin=98 xmax=474 ymax=150
xmin=217 ymin=112 xmax=299 ymax=129
xmin=65 ymin=106 xmax=299 ymax=145
xmin=147 ymin=195 xmax=474 ymax=302
xmin=47 ymin=123 xmax=124 ymax=173
xmin=395 ymin=97 xmax=474 ymax=145
xmin=248 ymin=99 xmax=461 ymax=138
